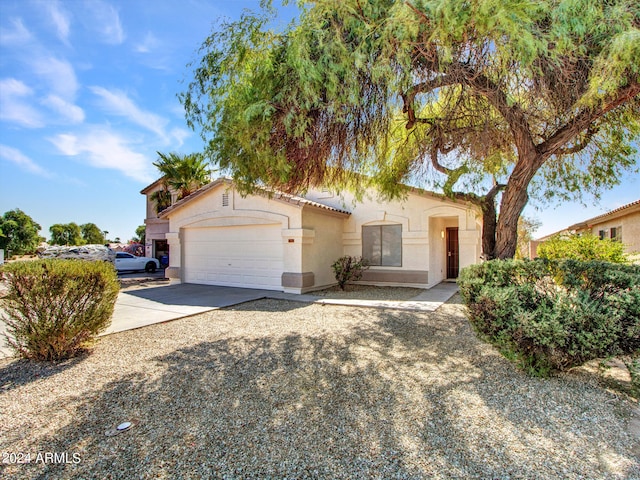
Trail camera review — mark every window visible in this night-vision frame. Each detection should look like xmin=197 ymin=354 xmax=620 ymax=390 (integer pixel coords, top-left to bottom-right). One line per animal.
xmin=222 ymin=193 xmax=229 ymax=207
xmin=599 ymin=229 xmax=607 ymax=240
xmin=362 ymin=224 xmax=402 ymax=266
xmin=611 ymin=226 xmax=622 ymax=242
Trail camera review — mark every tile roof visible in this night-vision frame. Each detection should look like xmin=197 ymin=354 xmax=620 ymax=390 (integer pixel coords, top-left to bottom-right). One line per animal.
xmin=567 ymin=198 xmax=640 ymax=230
xmin=156 ymin=178 xmax=351 ymax=218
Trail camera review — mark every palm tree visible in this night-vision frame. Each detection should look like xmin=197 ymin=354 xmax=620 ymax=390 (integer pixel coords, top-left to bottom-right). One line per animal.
xmin=153 ymin=152 xmax=211 ymax=201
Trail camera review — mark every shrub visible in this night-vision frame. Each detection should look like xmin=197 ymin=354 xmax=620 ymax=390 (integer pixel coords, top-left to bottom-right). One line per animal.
xmin=459 ymin=259 xmax=640 ymax=377
xmin=0 ymin=259 xmax=119 ymax=361
xmin=537 ymin=233 xmax=629 ymax=263
xmin=331 ymin=256 xmax=369 ymax=290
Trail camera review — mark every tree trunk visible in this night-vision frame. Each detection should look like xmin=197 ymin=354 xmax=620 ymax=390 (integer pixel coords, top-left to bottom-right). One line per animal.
xmin=494 ymin=156 xmax=541 ymax=259
xmin=480 ymin=195 xmax=498 ymax=260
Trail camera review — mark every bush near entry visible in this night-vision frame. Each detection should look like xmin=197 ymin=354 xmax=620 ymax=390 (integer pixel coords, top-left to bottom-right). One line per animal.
xmin=0 ymin=259 xmax=119 ymax=361
xmin=331 ymin=256 xmax=369 ymax=290
xmin=459 ymin=259 xmax=640 ymax=379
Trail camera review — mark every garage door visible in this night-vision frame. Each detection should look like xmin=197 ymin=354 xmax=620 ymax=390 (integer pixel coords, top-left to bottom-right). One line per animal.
xmin=183 ymin=224 xmax=283 ymax=290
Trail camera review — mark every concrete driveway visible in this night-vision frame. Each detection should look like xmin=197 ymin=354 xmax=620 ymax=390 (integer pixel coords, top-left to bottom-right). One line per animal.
xmin=1 ymin=282 xmax=459 ymax=359
xmin=105 ymin=284 xmax=270 ymax=335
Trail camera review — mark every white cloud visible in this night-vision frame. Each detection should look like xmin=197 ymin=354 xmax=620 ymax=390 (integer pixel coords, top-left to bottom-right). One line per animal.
xmin=50 ymin=127 xmax=154 ymax=183
xmin=0 ymin=144 xmax=52 ymax=177
xmin=42 ymin=95 xmax=85 ymax=124
xmin=0 ymin=17 xmax=33 ymax=45
xmin=90 ymin=86 xmax=170 ymax=138
xmin=45 ymin=1 xmax=71 ymax=45
xmin=30 ymin=56 xmax=79 ymax=100
xmin=134 ymin=31 xmax=160 ymax=53
xmin=0 ymin=78 xmax=44 ymax=128
xmin=85 ymin=0 xmax=125 ymax=45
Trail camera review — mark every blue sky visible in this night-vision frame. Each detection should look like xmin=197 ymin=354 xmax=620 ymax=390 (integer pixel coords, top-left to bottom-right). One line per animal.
xmin=0 ymin=0 xmax=638 ymax=243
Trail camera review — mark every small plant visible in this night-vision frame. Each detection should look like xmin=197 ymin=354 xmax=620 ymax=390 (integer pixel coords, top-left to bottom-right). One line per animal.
xmin=0 ymin=259 xmax=119 ymax=361
xmin=331 ymin=256 xmax=369 ymax=290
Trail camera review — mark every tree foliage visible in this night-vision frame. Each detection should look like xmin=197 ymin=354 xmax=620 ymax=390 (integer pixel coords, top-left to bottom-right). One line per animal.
xmin=0 ymin=209 xmax=42 ymax=256
xmin=80 ymin=223 xmax=105 ymax=244
xmin=134 ymin=225 xmax=146 ymax=244
xmin=183 ymin=0 xmax=639 ymax=259
xmin=50 ymin=222 xmax=84 ymax=246
xmin=153 ymin=152 xmax=211 ymax=201
xmin=537 ymin=233 xmax=629 ymax=263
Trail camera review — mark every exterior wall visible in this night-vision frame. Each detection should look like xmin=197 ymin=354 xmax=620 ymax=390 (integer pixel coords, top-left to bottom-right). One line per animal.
xmin=300 ymin=209 xmax=345 ymax=290
xmin=580 ymin=210 xmax=640 ymax=262
xmin=162 ymin=184 xmax=308 ymax=287
xmin=159 ymin=181 xmax=482 ymax=291
xmin=143 ymin=183 xmax=171 ymax=258
xmin=334 ymin=189 xmax=481 ymax=288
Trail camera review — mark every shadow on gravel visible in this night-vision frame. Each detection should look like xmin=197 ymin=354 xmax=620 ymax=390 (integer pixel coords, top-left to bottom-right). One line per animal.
xmin=0 ymin=355 xmax=87 ymax=394
xmin=3 ymin=301 xmax=638 ymax=479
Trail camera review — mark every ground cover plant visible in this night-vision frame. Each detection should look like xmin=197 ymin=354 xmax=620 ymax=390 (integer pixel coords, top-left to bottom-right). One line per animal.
xmin=0 ymin=259 xmax=119 ymax=361
xmin=459 ymin=258 xmax=640 ymax=383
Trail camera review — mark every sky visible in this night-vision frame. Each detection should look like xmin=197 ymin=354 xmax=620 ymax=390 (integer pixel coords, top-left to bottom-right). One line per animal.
xmin=0 ymin=0 xmax=638 ymax=243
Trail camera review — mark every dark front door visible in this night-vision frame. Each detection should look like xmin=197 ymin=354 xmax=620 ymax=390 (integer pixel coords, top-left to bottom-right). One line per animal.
xmin=446 ymin=227 xmax=459 ymax=279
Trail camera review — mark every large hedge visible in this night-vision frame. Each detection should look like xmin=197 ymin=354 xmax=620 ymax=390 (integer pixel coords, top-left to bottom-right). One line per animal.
xmin=0 ymin=259 xmax=119 ymax=361
xmin=459 ymin=259 xmax=640 ymax=377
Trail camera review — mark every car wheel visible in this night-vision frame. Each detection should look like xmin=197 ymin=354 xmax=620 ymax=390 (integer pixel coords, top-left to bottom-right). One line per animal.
xmin=145 ymin=262 xmax=157 ymax=273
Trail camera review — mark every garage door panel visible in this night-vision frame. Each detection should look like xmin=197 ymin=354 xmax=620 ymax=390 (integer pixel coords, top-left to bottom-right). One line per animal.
xmin=183 ymin=224 xmax=283 ymax=290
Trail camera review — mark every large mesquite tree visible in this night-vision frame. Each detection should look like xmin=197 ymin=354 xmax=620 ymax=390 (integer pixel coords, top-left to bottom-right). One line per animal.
xmin=182 ymin=0 xmax=640 ymax=259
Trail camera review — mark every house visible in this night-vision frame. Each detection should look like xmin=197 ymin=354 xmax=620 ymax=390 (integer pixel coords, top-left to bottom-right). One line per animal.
xmin=529 ymin=199 xmax=640 ymax=261
xmin=141 ymin=178 xmax=483 ymax=293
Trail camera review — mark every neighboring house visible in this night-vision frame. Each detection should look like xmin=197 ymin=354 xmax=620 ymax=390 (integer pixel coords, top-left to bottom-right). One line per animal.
xmin=142 ymin=178 xmax=483 ymax=293
xmin=529 ymin=199 xmax=640 ymax=261
xmin=140 ymin=178 xmax=171 ymax=263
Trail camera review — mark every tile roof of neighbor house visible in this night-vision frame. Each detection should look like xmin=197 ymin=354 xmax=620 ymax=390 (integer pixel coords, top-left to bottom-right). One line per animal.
xmin=535 ymin=198 xmax=640 ymax=241
xmin=566 ymin=198 xmax=640 ymax=230
xmin=157 ymin=178 xmax=352 ymax=218
xmin=140 ymin=177 xmax=167 ymax=194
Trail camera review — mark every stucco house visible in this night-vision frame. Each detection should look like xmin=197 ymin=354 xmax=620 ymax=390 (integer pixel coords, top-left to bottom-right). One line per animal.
xmin=529 ymin=199 xmax=640 ymax=262
xmin=141 ymin=178 xmax=483 ymax=293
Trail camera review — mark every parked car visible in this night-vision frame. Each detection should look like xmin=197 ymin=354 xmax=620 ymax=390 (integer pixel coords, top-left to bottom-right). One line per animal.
xmin=114 ymin=252 xmax=160 ymax=273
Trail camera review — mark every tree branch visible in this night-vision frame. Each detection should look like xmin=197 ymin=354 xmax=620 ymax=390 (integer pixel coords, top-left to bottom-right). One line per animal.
xmin=539 ymin=82 xmax=640 ymax=158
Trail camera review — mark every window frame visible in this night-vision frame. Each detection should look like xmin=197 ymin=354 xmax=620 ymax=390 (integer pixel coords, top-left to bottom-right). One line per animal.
xmin=362 ymin=224 xmax=402 ymax=267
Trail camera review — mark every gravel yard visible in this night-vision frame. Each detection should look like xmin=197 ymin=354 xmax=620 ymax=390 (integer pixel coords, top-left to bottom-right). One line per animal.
xmin=1 ymin=295 xmax=638 ymax=479
xmin=312 ymin=285 xmax=425 ymax=300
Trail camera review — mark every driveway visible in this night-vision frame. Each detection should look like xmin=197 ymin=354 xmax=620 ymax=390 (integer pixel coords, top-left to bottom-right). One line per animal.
xmin=106 ymin=284 xmax=270 ymax=335
xmin=0 ymin=283 xmax=459 ymax=358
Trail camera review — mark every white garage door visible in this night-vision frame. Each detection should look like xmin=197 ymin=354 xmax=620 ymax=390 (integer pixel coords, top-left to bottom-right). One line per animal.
xmin=183 ymin=224 xmax=283 ymax=290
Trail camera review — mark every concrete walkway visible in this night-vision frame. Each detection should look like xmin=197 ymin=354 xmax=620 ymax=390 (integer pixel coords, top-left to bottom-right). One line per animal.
xmin=0 ymin=283 xmax=459 ymax=359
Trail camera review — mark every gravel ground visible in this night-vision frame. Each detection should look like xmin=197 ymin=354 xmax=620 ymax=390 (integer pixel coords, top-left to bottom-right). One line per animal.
xmin=1 ymin=295 xmax=638 ymax=479
xmin=312 ymin=285 xmax=425 ymax=300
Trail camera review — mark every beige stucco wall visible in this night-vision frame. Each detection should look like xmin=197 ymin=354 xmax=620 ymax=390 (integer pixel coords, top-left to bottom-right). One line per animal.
xmin=300 ymin=209 xmax=345 ymax=289
xmin=331 ymin=189 xmax=481 ymax=288
xmin=581 ymin=209 xmax=640 ymax=261
xmin=158 ymin=182 xmax=482 ymax=290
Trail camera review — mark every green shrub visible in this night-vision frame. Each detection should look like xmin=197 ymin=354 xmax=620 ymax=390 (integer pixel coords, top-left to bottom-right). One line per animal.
xmin=331 ymin=256 xmax=369 ymax=290
xmin=459 ymin=259 xmax=640 ymax=377
xmin=0 ymin=259 xmax=119 ymax=361
xmin=537 ymin=233 xmax=629 ymax=263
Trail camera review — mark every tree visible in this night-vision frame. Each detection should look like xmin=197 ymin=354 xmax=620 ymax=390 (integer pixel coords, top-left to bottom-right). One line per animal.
xmin=80 ymin=223 xmax=106 ymax=244
xmin=153 ymin=152 xmax=211 ymax=201
xmin=133 ymin=225 xmax=146 ymax=244
xmin=515 ymin=216 xmax=541 ymax=259
xmin=182 ymin=0 xmax=639 ymax=259
xmin=49 ymin=223 xmax=84 ymax=246
xmin=0 ymin=209 xmax=42 ymax=256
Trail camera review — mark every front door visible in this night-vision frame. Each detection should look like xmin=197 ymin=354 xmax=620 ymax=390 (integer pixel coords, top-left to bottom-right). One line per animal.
xmin=446 ymin=227 xmax=459 ymax=279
